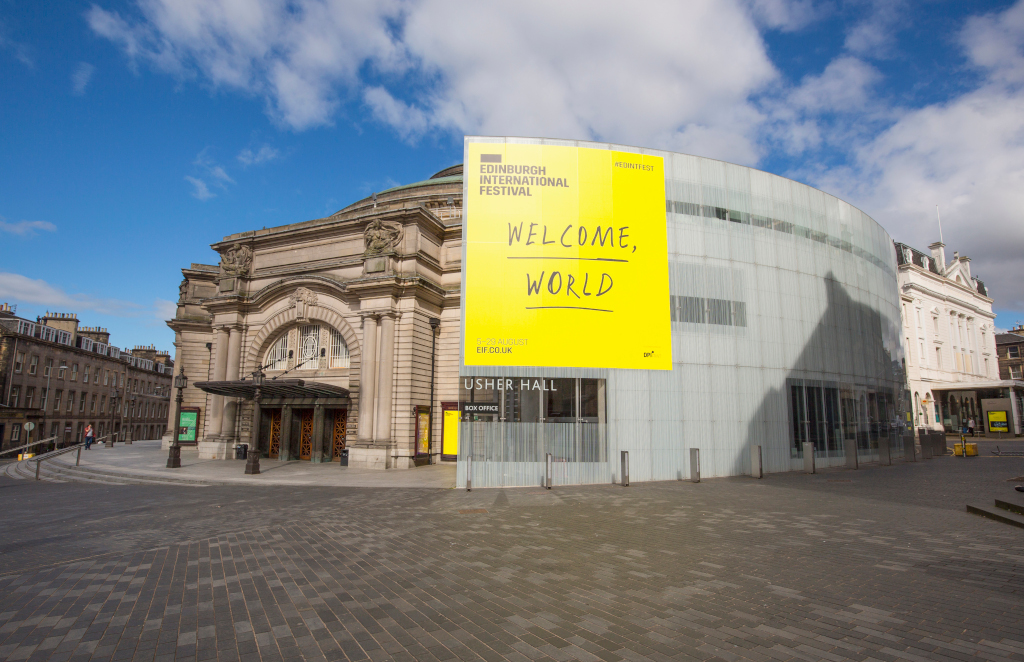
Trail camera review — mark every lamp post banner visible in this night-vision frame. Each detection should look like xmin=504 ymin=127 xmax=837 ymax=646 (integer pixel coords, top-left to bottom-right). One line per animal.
xmin=177 ymin=410 xmax=198 ymax=442
xmin=463 ymin=140 xmax=672 ymax=370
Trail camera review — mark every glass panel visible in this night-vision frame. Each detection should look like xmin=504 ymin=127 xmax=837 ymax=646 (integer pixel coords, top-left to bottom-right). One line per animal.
xmin=299 ymin=325 xmax=320 ymax=363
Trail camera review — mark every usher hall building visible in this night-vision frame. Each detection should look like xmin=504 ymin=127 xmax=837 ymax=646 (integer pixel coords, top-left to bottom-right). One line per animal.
xmin=165 ymin=137 xmax=908 ymax=487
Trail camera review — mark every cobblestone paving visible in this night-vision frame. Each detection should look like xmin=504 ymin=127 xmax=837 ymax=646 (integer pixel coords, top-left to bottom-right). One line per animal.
xmin=1 ymin=453 xmax=1023 ymax=662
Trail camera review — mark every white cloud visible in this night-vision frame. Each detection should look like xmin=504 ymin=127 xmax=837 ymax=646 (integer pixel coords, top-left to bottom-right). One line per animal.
xmin=744 ymin=0 xmax=823 ymax=32
xmin=152 ymin=298 xmax=177 ymax=324
xmin=812 ymin=9 xmax=1024 ymax=310
xmin=0 ymin=272 xmax=143 ymax=317
xmin=90 ymin=0 xmax=777 ymax=163
xmin=184 ymin=176 xmax=215 ymax=200
xmin=72 ymin=62 xmax=95 ymax=94
xmin=0 ymin=218 xmax=57 ymax=236
xmin=237 ymin=145 xmax=279 ymax=166
xmin=844 ymin=0 xmax=906 ymax=57
xmin=0 ymin=18 xmax=33 ymax=67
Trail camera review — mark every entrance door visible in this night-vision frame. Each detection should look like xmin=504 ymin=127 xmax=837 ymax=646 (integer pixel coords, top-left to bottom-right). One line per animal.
xmin=268 ymin=410 xmax=282 ymax=459
xmin=331 ymin=409 xmax=347 ymax=461
xmin=298 ymin=409 xmax=314 ymax=460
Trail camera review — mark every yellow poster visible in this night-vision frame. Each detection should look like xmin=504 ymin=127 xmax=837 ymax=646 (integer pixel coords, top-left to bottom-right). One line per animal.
xmin=463 ymin=142 xmax=672 ymax=370
xmin=442 ymin=409 xmax=460 ymax=456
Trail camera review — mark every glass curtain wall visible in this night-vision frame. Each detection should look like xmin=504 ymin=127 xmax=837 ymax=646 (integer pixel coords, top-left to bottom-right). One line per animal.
xmin=456 ymin=377 xmax=607 ymax=487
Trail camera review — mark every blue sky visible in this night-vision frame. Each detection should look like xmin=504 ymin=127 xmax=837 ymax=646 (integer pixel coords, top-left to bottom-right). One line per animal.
xmin=2 ymin=0 xmax=1023 ymax=353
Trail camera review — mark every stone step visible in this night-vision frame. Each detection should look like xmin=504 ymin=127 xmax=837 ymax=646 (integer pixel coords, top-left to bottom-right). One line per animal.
xmin=46 ymin=460 xmax=211 ymax=486
xmin=995 ymin=499 xmax=1024 ymax=517
xmin=966 ymin=503 xmax=1024 ymax=529
xmin=13 ymin=460 xmax=67 ymax=483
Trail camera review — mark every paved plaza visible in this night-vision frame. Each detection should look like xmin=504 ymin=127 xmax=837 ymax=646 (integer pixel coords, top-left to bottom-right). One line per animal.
xmin=1 ymin=442 xmax=1023 ymax=662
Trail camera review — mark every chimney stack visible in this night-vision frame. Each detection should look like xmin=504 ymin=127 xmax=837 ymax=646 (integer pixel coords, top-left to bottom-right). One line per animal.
xmin=928 ymin=242 xmax=946 ymax=274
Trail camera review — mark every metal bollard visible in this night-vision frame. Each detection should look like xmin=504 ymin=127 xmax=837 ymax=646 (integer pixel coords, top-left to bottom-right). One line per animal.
xmin=689 ymin=448 xmax=700 ymax=483
xmin=545 ymin=453 xmax=553 ymax=489
xmin=803 ymin=442 xmax=815 ymax=474
xmin=466 ymin=455 xmax=472 ymax=492
xmin=35 ymin=459 xmax=40 ymax=481
xmin=621 ymin=450 xmax=629 ymax=487
xmin=751 ymin=445 xmax=762 ymax=479
xmin=844 ymin=436 xmax=858 ymax=470
xmin=77 ymin=446 xmax=82 ymax=466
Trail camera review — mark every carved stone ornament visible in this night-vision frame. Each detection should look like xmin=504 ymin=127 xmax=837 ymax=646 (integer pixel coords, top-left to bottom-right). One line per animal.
xmin=220 ymin=244 xmax=253 ymax=277
xmin=363 ymin=219 xmax=403 ymax=255
xmin=290 ymin=287 xmax=317 ymax=320
xmin=178 ymin=278 xmax=189 ymax=302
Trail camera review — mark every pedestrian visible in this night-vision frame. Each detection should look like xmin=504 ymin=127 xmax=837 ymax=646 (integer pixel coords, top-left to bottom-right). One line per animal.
xmin=84 ymin=424 xmax=94 ymax=450
xmin=968 ymin=418 xmax=975 ymax=437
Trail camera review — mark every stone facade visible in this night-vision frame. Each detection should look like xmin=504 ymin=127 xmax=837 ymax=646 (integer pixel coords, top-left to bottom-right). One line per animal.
xmin=895 ymin=241 xmax=1010 ymax=432
xmin=166 ymin=166 xmax=464 ymax=468
xmin=996 ymin=327 xmax=1024 ymax=381
xmin=0 ymin=304 xmax=173 ymax=452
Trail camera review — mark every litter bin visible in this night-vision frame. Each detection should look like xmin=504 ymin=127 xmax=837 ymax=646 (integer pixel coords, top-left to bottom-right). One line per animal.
xmin=235 ymin=444 xmax=248 ymax=460
xmin=339 ymin=449 xmax=349 ymax=467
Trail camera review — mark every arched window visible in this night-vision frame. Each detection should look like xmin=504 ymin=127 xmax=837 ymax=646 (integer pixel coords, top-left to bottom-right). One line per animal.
xmin=264 ymin=324 xmax=350 ymax=371
xmin=266 ymin=335 xmax=289 ymax=371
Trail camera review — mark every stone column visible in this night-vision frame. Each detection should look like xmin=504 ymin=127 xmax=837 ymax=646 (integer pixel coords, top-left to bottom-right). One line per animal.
xmin=358 ymin=315 xmax=378 ymax=442
xmin=220 ymin=327 xmax=242 ymax=439
xmin=279 ymin=405 xmax=292 ymax=461
xmin=209 ymin=328 xmax=229 ymax=437
xmin=374 ymin=313 xmax=396 ymax=443
xmin=311 ymin=403 xmax=325 ymax=463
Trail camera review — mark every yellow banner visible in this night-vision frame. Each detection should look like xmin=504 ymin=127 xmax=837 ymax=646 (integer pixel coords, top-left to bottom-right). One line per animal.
xmin=464 ymin=142 xmax=672 ymax=370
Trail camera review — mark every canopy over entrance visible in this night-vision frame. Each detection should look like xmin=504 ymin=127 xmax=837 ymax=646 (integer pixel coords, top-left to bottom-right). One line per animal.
xmin=195 ymin=379 xmax=350 ymax=401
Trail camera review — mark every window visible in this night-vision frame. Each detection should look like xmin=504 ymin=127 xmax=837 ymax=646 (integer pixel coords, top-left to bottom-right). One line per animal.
xmin=71 ymin=364 xmax=79 ymax=381
xmin=329 ymin=329 xmax=349 ymax=368
xmin=90 ymin=394 xmax=97 ymax=413
xmin=44 ymin=358 xmax=52 ymax=378
xmin=1012 ymin=366 xmax=1023 ymax=380
xmin=78 ymin=392 xmax=87 ymax=413
xmin=94 ymin=370 xmax=100 ymax=384
xmin=67 ymin=391 xmax=75 ymax=413
xmin=1010 ymin=346 xmax=1021 ymax=359
xmin=264 ymin=338 xmax=288 ymax=373
xmin=11 ymin=424 xmax=21 ymax=443
xmin=100 ymin=395 xmax=106 ymax=413
xmin=83 ymin=365 xmax=90 ymax=383
xmin=119 ymin=373 xmax=124 ymax=387
xmin=103 ymin=370 xmax=109 ymax=386
xmin=49 ymin=422 xmax=59 ymax=439
xmin=916 ymin=309 xmax=922 ymax=328
xmin=24 ymin=387 xmax=34 ymax=409
xmin=14 ymin=351 xmax=24 ymax=373
xmin=933 ymin=317 xmax=939 ymax=334
xmin=299 ymin=324 xmax=320 ymax=364
xmin=935 ymin=347 xmax=942 ymax=369
xmin=54 ymin=390 xmax=62 ymax=412
xmin=40 ymin=388 xmax=48 ymax=411
xmin=28 ymin=355 xmax=38 ymax=375
xmin=919 ymin=342 xmax=925 ymax=365
xmin=8 ymin=386 xmax=19 ymax=408
xmin=58 ymin=360 xmax=67 ymax=379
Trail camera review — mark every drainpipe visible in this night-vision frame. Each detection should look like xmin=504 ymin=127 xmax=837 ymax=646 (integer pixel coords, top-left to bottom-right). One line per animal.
xmin=428 ymin=317 xmax=440 ymax=462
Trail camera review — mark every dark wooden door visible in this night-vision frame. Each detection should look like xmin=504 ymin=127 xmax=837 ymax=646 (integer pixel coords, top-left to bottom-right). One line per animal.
xmin=298 ymin=410 xmax=313 ymax=460
xmin=331 ymin=409 xmax=347 ymax=461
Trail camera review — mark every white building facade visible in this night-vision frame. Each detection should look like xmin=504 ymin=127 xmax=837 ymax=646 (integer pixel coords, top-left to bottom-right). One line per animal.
xmin=895 ymin=240 xmax=1015 ymax=432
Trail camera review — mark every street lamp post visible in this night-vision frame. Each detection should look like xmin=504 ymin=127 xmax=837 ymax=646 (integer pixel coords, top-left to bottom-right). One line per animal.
xmin=167 ymin=369 xmax=187 ymax=469
xmin=244 ymin=369 xmax=264 ymax=475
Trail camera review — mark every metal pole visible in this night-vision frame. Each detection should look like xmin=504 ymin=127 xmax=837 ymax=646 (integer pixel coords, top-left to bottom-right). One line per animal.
xmin=428 ymin=318 xmax=439 ymax=461
xmin=546 ymin=452 xmax=553 ymax=489
xmin=690 ymin=448 xmax=700 ymax=482
xmin=245 ymin=386 xmax=262 ymax=475
xmin=35 ymin=458 xmax=40 ymax=481
xmin=76 ymin=446 xmax=81 ymax=466
xmin=466 ymin=455 xmax=472 ymax=492
xmin=167 ymin=379 xmax=183 ymax=469
xmin=621 ymin=450 xmax=629 ymax=487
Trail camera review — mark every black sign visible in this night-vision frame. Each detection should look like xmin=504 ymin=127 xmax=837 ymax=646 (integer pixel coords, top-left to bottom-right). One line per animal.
xmin=460 ymin=403 xmax=499 ymax=414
